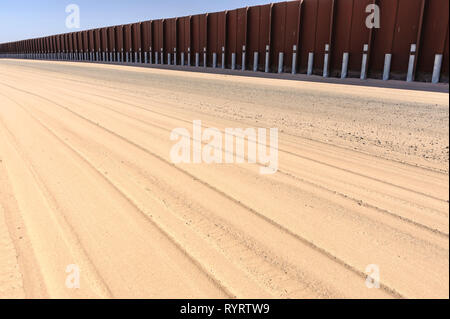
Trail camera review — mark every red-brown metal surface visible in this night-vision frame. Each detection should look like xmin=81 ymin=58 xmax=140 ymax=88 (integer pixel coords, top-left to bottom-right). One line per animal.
xmin=76 ymin=32 xmax=83 ymax=53
xmin=247 ymin=4 xmax=272 ymax=70
xmin=59 ymin=34 xmax=65 ymax=53
xmin=124 ymin=24 xmax=133 ymax=53
xmin=416 ymin=0 xmax=449 ymax=81
xmin=49 ymin=36 xmax=54 ymax=53
xmin=443 ymin=24 xmax=449 ymax=82
xmin=369 ymin=0 xmax=423 ymax=79
xmin=164 ymin=18 xmax=177 ymax=58
xmin=329 ymin=0 xmax=354 ymax=76
xmin=328 ymin=0 xmax=374 ymax=77
xmin=314 ymin=0 xmax=334 ymax=74
xmin=132 ymin=23 xmax=142 ymax=53
xmin=299 ymin=0 xmax=334 ymax=74
xmin=81 ymin=31 xmax=88 ymax=53
xmin=207 ymin=11 xmax=226 ymax=65
xmin=63 ymin=34 xmax=68 ymax=53
xmin=94 ymin=29 xmax=101 ymax=53
xmin=391 ymin=0 xmax=424 ymax=79
xmin=152 ymin=19 xmax=164 ymax=54
xmin=271 ymin=1 xmax=301 ymax=72
xmin=191 ymin=14 xmax=208 ymax=64
xmin=2 ymin=0 xmax=447 ymax=82
xmin=226 ymin=8 xmax=247 ymax=68
xmin=101 ymin=28 xmax=109 ymax=52
xmin=108 ymin=27 xmax=116 ymax=52
xmin=115 ymin=25 xmax=124 ymax=52
xmin=87 ymin=29 xmax=94 ymax=53
xmin=347 ymin=0 xmax=373 ymax=76
xmin=177 ymin=16 xmax=191 ymax=57
xmin=141 ymin=21 xmax=152 ymax=52
xmin=299 ymin=0 xmax=318 ymax=71
xmin=68 ymin=33 xmax=74 ymax=53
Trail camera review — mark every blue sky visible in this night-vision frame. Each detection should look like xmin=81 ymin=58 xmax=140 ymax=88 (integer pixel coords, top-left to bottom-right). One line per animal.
xmin=0 ymin=0 xmax=274 ymax=43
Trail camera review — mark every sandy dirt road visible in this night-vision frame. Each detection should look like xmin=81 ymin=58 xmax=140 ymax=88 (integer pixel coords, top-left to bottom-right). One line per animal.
xmin=0 ymin=59 xmax=448 ymax=299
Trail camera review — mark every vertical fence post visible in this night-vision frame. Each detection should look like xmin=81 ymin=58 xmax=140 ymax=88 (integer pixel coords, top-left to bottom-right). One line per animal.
xmin=341 ymin=52 xmax=349 ymax=79
xmin=213 ymin=52 xmax=217 ymax=68
xmin=174 ymin=48 xmax=177 ymax=65
xmin=203 ymin=47 xmax=207 ymax=67
xmin=278 ymin=52 xmax=284 ymax=73
xmin=242 ymin=45 xmax=246 ymax=71
xmin=360 ymin=44 xmax=368 ymax=80
xmin=383 ymin=53 xmax=392 ymax=81
xmin=307 ymin=52 xmax=314 ymax=75
xmin=432 ymin=54 xmax=443 ymax=84
xmin=188 ymin=47 xmax=191 ymax=66
xmin=231 ymin=52 xmax=236 ymax=70
xmin=323 ymin=44 xmax=330 ymax=77
xmin=221 ymin=46 xmax=225 ymax=69
xmin=265 ymin=45 xmax=270 ymax=73
xmin=253 ymin=51 xmax=259 ymax=72
xmin=407 ymin=44 xmax=416 ymax=82
xmin=292 ymin=45 xmax=297 ymax=75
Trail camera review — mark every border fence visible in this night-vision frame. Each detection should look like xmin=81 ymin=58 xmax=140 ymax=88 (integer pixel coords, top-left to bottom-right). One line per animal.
xmin=0 ymin=0 xmax=448 ymax=83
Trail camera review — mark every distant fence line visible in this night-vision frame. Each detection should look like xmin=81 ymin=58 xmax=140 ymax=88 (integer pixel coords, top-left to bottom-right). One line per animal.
xmin=1 ymin=0 xmax=448 ymax=83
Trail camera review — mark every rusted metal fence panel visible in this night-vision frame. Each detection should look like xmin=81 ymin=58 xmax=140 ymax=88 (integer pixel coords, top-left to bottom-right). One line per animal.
xmin=369 ymin=0 xmax=420 ymax=79
xmin=299 ymin=0 xmax=333 ymax=74
xmin=226 ymin=8 xmax=247 ymax=69
xmin=108 ymin=27 xmax=116 ymax=54
xmin=416 ymin=0 xmax=449 ymax=82
xmin=60 ymin=34 xmax=65 ymax=54
xmin=124 ymin=24 xmax=133 ymax=58
xmin=68 ymin=33 xmax=74 ymax=53
xmin=94 ymin=29 xmax=101 ymax=56
xmin=443 ymin=25 xmax=449 ymax=82
xmin=177 ymin=16 xmax=191 ymax=64
xmin=77 ymin=32 xmax=83 ymax=54
xmin=390 ymin=0 xmax=424 ymax=79
xmin=207 ymin=11 xmax=226 ymax=67
xmin=101 ymin=28 xmax=109 ymax=53
xmin=329 ymin=0 xmax=354 ymax=76
xmin=132 ymin=22 xmax=142 ymax=61
xmin=164 ymin=18 xmax=177 ymax=63
xmin=327 ymin=0 xmax=373 ymax=77
xmin=152 ymin=19 xmax=164 ymax=61
xmin=81 ymin=31 xmax=88 ymax=54
xmin=271 ymin=1 xmax=301 ymax=73
xmin=141 ymin=21 xmax=152 ymax=54
xmin=115 ymin=25 xmax=124 ymax=55
xmin=298 ymin=0 xmax=318 ymax=72
xmin=87 ymin=29 xmax=94 ymax=55
xmin=347 ymin=0 xmax=372 ymax=77
xmin=247 ymin=4 xmax=272 ymax=71
xmin=191 ymin=14 xmax=208 ymax=66
xmin=2 ymin=0 xmax=447 ymax=82
xmin=55 ymin=35 xmax=61 ymax=53
xmin=49 ymin=36 xmax=55 ymax=54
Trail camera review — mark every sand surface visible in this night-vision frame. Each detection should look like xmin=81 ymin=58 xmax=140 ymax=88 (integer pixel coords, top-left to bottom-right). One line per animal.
xmin=0 ymin=59 xmax=448 ymax=299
